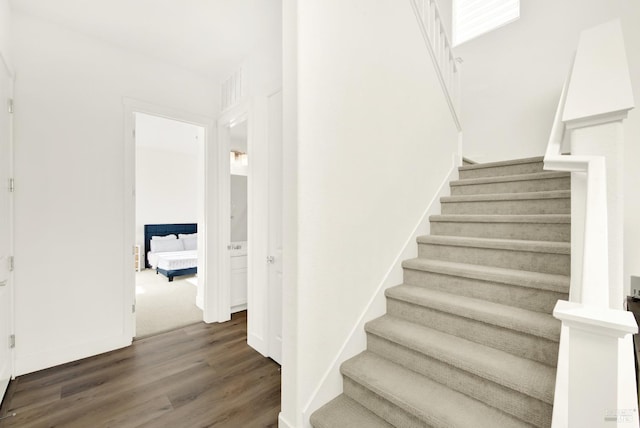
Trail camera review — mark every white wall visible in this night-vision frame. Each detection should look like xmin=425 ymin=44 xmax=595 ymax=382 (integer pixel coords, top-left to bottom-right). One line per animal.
xmin=283 ymin=0 xmax=460 ymax=425
xmin=280 ymin=0 xmax=299 ymax=426
xmin=221 ymin=6 xmax=282 ymax=101
xmin=135 ymin=148 xmax=198 ymax=248
xmin=0 ymin=0 xmax=9 ymax=60
xmin=454 ymin=0 xmax=640 ymax=300
xmin=456 ymin=0 xmax=639 ymax=163
xmin=11 ymin=11 xmax=218 ymax=375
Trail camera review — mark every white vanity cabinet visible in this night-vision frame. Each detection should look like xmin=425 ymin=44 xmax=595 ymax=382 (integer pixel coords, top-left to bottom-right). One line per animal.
xmin=230 ymin=242 xmax=248 ymax=312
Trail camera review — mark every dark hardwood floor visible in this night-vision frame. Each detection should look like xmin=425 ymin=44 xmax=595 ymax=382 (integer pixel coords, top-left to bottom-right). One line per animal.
xmin=0 ymin=312 xmax=281 ymax=428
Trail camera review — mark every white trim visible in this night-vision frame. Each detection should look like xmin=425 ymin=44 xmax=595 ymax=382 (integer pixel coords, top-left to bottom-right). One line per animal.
xmin=301 ymin=161 xmax=459 ymax=425
xmin=410 ymin=0 xmax=462 ymax=131
xmin=231 ymin=303 xmax=247 ymax=314
xmin=122 ymin=97 xmax=217 ymax=333
xmin=278 ymin=412 xmax=295 ymax=428
xmin=554 ymin=300 xmax=637 ymax=338
xmin=563 ymin=109 xmax=630 ymax=130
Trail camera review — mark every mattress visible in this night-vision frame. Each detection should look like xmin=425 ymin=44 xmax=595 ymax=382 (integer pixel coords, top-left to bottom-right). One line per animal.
xmin=148 ymin=250 xmax=198 ymax=271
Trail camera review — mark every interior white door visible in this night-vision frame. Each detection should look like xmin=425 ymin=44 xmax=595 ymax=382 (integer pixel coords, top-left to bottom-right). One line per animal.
xmin=267 ymin=90 xmax=283 ymax=364
xmin=0 ymin=58 xmax=13 ymax=400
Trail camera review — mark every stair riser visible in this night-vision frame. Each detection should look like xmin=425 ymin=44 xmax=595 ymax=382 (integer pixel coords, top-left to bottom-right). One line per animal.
xmin=386 ymin=298 xmax=559 ymax=366
xmin=418 ymin=243 xmax=570 ymax=275
xmin=430 ymin=221 xmax=570 ymax=242
xmin=403 ymin=268 xmax=567 ymax=313
xmin=343 ymin=377 xmax=428 ymax=428
xmin=451 ymin=176 xmax=570 ymax=196
xmin=441 ymin=198 xmax=570 ymax=215
xmin=459 ymin=162 xmax=544 ymax=179
xmin=367 ymin=334 xmax=552 ymax=428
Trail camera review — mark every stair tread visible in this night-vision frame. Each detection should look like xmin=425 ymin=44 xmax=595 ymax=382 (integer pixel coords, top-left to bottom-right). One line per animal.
xmin=451 ymin=171 xmax=569 ymax=187
xmin=402 ymin=258 xmax=569 ymax=293
xmin=430 ymin=214 xmax=571 ymax=224
xmin=458 ymin=156 xmax=544 ymax=172
xmin=366 ymin=315 xmax=555 ymax=404
xmin=342 ymin=351 xmax=532 ymax=428
xmin=385 ymin=285 xmax=560 ymax=341
xmin=417 ymin=235 xmax=570 ymax=254
xmin=311 ymin=394 xmax=394 ymax=428
xmin=441 ymin=190 xmax=570 ymax=203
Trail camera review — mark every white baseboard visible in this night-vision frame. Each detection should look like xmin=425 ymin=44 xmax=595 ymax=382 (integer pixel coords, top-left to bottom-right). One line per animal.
xmin=278 ymin=412 xmax=295 ymax=428
xmin=231 ymin=303 xmax=247 ymax=313
xmin=301 ymin=162 xmax=459 ymax=424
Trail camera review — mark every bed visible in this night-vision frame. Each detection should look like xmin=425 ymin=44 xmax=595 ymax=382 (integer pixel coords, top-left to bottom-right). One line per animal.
xmin=144 ymin=223 xmax=198 ymax=282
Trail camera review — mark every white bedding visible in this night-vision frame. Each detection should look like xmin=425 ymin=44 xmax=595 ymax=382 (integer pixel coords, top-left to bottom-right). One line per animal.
xmin=148 ymin=250 xmax=198 ymax=271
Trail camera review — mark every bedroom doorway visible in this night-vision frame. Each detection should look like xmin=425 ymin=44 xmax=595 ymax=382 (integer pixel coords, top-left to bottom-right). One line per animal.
xmin=124 ymin=98 xmax=219 ymax=341
xmin=133 ymin=113 xmax=205 ymax=338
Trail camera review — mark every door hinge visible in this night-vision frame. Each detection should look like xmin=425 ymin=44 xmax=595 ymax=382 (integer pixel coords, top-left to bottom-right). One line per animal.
xmin=7 ymin=98 xmax=13 ymax=114
xmin=132 ymin=128 xmax=136 ymax=138
xmin=8 ymin=256 xmax=14 ymax=272
xmin=8 ymin=178 xmax=14 ymax=193
xmin=132 ymin=304 xmax=136 ymax=313
xmin=9 ymin=334 xmax=15 ymax=349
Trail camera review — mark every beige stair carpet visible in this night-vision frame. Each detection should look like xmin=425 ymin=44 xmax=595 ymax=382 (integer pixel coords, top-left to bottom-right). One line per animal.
xmin=311 ymin=156 xmax=570 ymax=428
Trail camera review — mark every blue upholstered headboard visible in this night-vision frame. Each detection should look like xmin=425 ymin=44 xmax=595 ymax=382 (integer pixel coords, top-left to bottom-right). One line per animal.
xmin=143 ymin=223 xmax=197 ymax=268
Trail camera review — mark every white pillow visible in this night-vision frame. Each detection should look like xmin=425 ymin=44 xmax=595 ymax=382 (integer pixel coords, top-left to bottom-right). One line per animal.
xmin=181 ymin=236 xmax=197 ymax=251
xmin=150 ymin=238 xmax=184 ymax=253
xmin=178 ymin=233 xmax=197 ymax=239
xmin=151 ymin=234 xmax=177 ymax=240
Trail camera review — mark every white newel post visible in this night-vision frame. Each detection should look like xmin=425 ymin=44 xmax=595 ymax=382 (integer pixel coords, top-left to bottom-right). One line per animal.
xmin=554 ymin=301 xmax=638 ymax=427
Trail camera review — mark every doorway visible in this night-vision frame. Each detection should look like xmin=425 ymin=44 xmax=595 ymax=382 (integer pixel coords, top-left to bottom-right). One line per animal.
xmin=123 ymin=98 xmax=218 ymax=340
xmin=229 ymin=120 xmax=249 ymax=314
xmin=133 ymin=112 xmax=205 ymax=338
xmin=217 ymin=93 xmax=283 ymax=364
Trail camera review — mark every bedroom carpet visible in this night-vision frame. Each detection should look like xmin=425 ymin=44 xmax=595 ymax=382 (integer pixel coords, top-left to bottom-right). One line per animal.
xmin=135 ymin=269 xmax=203 ymax=338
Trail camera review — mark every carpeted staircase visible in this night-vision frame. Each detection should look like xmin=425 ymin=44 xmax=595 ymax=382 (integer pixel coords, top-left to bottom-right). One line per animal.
xmin=310 ymin=156 xmax=570 ymax=428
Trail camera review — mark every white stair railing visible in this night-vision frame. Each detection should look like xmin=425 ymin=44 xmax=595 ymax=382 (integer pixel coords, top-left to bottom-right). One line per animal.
xmin=410 ymin=0 xmax=461 ymax=131
xmin=544 ymin=20 xmax=638 ymax=428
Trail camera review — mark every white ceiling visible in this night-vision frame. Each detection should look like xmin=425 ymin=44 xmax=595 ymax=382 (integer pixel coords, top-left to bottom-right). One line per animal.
xmin=9 ymin=0 xmax=282 ymax=80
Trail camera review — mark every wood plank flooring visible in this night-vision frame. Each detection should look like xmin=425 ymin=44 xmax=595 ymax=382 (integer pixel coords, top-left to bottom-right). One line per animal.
xmin=0 ymin=312 xmax=280 ymax=428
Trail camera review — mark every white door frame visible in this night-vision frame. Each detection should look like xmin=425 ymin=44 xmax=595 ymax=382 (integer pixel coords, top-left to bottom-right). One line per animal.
xmin=123 ymin=98 xmax=220 ymax=337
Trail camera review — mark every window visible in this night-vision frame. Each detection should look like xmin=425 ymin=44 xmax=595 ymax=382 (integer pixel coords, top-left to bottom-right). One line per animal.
xmin=453 ymin=0 xmax=520 ymax=46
